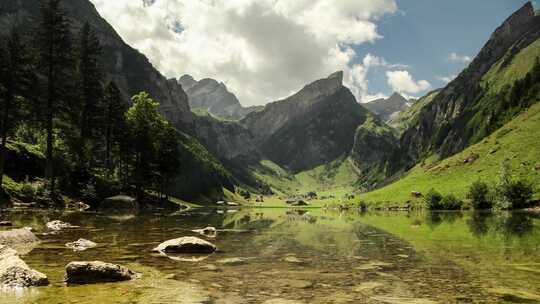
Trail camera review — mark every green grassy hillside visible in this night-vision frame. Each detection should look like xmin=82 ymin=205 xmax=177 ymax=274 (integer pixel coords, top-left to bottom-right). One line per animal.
xmin=361 ymin=102 xmax=540 ymax=206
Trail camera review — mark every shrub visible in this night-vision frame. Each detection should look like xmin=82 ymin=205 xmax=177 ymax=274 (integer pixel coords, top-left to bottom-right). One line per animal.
xmin=440 ymin=194 xmax=463 ymax=210
xmin=20 ymin=182 xmax=36 ymax=200
xmin=424 ymin=189 xmax=443 ymax=210
xmin=467 ymin=181 xmax=493 ymax=209
xmin=494 ymin=161 xmax=535 ymax=209
xmin=496 ymin=179 xmax=534 ymax=209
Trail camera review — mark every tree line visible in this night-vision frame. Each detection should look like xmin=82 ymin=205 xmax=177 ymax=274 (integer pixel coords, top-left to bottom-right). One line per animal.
xmin=0 ymin=0 xmax=180 ymax=204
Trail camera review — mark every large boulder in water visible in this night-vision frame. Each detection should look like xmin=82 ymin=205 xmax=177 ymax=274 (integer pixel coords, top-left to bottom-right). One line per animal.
xmin=65 ymin=239 xmax=97 ymax=251
xmin=0 ymin=245 xmax=49 ymax=287
xmin=65 ymin=261 xmax=139 ymax=285
xmin=0 ymin=228 xmax=39 ymax=254
xmin=99 ymin=195 xmax=139 ymax=213
xmin=153 ymin=237 xmax=216 ymax=254
xmin=46 ymin=220 xmax=78 ymax=231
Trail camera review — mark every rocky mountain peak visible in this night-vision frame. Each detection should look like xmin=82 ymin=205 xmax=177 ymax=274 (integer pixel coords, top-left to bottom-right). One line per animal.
xmin=364 ymin=92 xmax=409 ymax=122
xmin=178 ymin=74 xmax=197 ymax=91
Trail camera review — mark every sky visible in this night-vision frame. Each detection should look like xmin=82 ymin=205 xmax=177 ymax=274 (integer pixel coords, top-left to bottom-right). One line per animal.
xmin=90 ymin=0 xmax=534 ymax=105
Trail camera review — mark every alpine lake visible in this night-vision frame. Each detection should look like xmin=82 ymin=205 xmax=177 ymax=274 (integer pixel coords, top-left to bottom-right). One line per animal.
xmin=1 ymin=207 xmax=540 ymax=304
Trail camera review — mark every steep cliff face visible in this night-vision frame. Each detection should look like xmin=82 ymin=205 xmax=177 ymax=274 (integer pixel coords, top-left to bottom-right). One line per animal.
xmin=0 ymin=0 xmax=193 ymax=130
xmin=401 ymin=2 xmax=540 ymax=162
xmin=364 ymin=93 xmax=410 ymax=122
xmin=242 ymin=72 xmax=373 ymax=172
xmin=179 ymin=75 xmax=261 ymax=120
xmin=193 ymin=114 xmax=257 ymax=161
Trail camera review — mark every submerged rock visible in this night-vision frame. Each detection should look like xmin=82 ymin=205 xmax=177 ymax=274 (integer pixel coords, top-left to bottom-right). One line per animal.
xmin=263 ymin=299 xmax=305 ymax=304
xmin=216 ymin=257 xmax=247 ymax=266
xmin=152 ymin=237 xmax=216 ymax=254
xmin=0 ymin=228 xmax=39 ymax=254
xmin=46 ymin=220 xmax=78 ymax=231
xmin=192 ymin=226 xmax=217 ymax=238
xmin=99 ymin=195 xmax=139 ymax=213
xmin=65 ymin=261 xmax=139 ymax=285
xmin=65 ymin=239 xmax=97 ymax=251
xmin=0 ymin=245 xmax=49 ymax=287
xmin=283 ymin=256 xmax=305 ymax=265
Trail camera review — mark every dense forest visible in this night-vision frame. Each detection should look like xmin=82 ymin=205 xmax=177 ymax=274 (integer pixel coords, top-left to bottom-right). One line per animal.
xmin=0 ymin=0 xmax=180 ymax=206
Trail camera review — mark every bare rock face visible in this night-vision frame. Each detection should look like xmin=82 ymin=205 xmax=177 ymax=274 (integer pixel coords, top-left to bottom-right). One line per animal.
xmin=241 ymin=71 xmax=373 ymax=172
xmin=152 ymin=237 xmax=217 ymax=254
xmin=0 ymin=245 xmax=49 ymax=288
xmin=65 ymin=261 xmax=138 ymax=285
xmin=364 ymin=93 xmax=410 ymax=122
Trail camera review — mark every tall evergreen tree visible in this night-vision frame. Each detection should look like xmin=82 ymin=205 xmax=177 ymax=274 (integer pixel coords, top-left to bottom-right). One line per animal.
xmin=76 ymin=22 xmax=103 ymax=143
xmin=103 ymin=81 xmax=127 ymax=175
xmin=0 ymin=30 xmax=34 ymax=189
xmin=35 ymin=0 xmax=73 ymax=193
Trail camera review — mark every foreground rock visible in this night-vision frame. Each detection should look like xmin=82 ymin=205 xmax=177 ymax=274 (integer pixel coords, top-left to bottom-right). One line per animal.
xmin=65 ymin=239 xmax=97 ymax=251
xmin=0 ymin=245 xmax=49 ymax=287
xmin=65 ymin=261 xmax=138 ymax=285
xmin=0 ymin=221 xmax=12 ymax=227
xmin=99 ymin=195 xmax=139 ymax=213
xmin=0 ymin=228 xmax=39 ymax=253
xmin=153 ymin=237 xmax=216 ymax=254
xmin=46 ymin=220 xmax=77 ymax=231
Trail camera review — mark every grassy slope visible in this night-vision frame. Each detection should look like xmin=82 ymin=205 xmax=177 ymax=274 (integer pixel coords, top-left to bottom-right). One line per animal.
xmin=360 ymin=38 xmax=540 ymax=207
xmin=252 ymin=157 xmax=361 ymax=206
xmin=361 ymin=101 xmax=540 ymax=206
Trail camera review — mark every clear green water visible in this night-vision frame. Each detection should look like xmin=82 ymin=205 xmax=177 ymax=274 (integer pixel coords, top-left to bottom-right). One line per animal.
xmin=1 ymin=208 xmax=540 ymax=303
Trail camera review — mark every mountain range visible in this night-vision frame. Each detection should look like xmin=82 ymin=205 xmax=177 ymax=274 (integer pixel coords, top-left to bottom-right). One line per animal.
xmin=1 ymin=0 xmax=539 ymax=204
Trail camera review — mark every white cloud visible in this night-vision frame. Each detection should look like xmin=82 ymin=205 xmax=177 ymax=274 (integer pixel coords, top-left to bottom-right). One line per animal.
xmin=386 ymin=70 xmax=431 ymax=95
xmin=436 ymin=74 xmax=457 ymax=83
xmin=448 ymin=52 xmax=472 ymax=63
xmin=90 ymin=0 xmax=397 ymax=105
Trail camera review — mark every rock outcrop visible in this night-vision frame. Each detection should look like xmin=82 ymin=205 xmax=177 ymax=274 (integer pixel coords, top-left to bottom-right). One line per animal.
xmin=0 ymin=245 xmax=49 ymax=288
xmin=242 ymin=71 xmax=373 ymax=172
xmin=65 ymin=261 xmax=138 ymax=284
xmin=364 ymin=93 xmax=410 ymax=122
xmin=152 ymin=237 xmax=217 ymax=254
xmin=179 ymin=75 xmax=260 ymax=120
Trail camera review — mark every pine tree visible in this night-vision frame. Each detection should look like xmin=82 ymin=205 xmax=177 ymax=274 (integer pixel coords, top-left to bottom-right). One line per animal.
xmin=76 ymin=22 xmax=103 ymax=143
xmin=35 ymin=0 xmax=74 ymax=193
xmin=0 ymin=30 xmax=34 ymax=189
xmin=154 ymin=124 xmax=180 ymax=199
xmin=103 ymin=81 xmax=127 ymax=175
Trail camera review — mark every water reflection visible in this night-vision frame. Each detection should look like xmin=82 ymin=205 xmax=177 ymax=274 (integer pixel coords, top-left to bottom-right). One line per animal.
xmin=1 ymin=208 xmax=540 ymax=303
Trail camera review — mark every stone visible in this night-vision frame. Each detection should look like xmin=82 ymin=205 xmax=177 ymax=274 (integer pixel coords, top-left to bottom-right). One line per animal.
xmin=226 ymin=201 xmax=239 ymax=206
xmin=65 ymin=239 xmax=97 ymax=251
xmin=192 ymin=226 xmax=217 ymax=238
xmin=0 ymin=228 xmax=39 ymax=253
xmin=370 ymin=296 xmax=437 ymax=304
xmin=152 ymin=237 xmax=216 ymax=254
xmin=0 ymin=221 xmax=12 ymax=227
xmin=354 ymin=281 xmax=384 ymax=294
xmin=65 ymin=261 xmax=138 ymax=285
xmin=99 ymin=195 xmax=139 ymax=213
xmin=201 ymin=264 xmax=220 ymax=272
xmin=216 ymin=201 xmax=225 ymax=205
xmin=217 ymin=257 xmax=247 ymax=266
xmin=283 ymin=256 xmax=305 ymax=265
xmin=0 ymin=245 xmax=49 ymax=287
xmin=46 ymin=220 xmax=77 ymax=231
